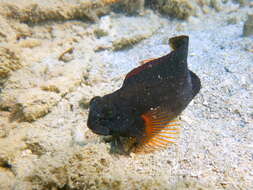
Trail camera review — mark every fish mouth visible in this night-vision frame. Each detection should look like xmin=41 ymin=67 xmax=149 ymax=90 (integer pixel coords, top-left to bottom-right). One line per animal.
xmin=87 ymin=114 xmax=111 ymax=136
xmin=89 ymin=125 xmax=110 ymax=136
xmin=87 ymin=99 xmax=111 ymax=136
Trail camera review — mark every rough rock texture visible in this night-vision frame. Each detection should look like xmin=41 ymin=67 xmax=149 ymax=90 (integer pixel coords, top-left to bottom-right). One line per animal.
xmin=0 ymin=44 xmax=23 ymax=79
xmin=0 ymin=88 xmax=61 ymax=122
xmin=0 ymin=0 xmax=118 ymax=23
xmin=92 ymin=12 xmax=163 ymax=51
xmin=235 ymin=0 xmax=250 ymax=6
xmin=0 ymin=0 xmax=252 ymax=190
xmin=0 ymin=168 xmax=15 ymax=190
xmin=106 ymin=13 xmax=161 ymax=50
xmin=112 ymin=0 xmax=145 ymax=14
xmin=147 ymin=0 xmax=245 ymax=19
xmin=161 ymin=0 xmax=197 ymax=19
xmin=243 ymin=14 xmax=253 ymax=36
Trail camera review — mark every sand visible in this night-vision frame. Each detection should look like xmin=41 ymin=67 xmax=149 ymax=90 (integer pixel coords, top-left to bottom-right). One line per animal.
xmin=0 ymin=0 xmax=252 ymax=190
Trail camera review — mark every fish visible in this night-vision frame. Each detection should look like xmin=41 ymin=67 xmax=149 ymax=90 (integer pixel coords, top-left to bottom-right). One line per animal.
xmin=87 ymin=35 xmax=201 ymax=153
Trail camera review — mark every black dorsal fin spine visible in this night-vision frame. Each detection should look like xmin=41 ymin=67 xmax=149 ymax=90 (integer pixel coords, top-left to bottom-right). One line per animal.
xmin=169 ymin=35 xmax=189 ymax=64
xmin=169 ymin=35 xmax=189 ymax=51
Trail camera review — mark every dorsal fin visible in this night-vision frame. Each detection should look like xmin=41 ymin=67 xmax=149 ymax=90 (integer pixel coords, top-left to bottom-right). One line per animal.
xmin=125 ymin=58 xmax=160 ymax=80
xmin=134 ymin=106 xmax=181 ymax=153
xmin=169 ymin=35 xmax=189 ymax=51
xmin=139 ymin=58 xmax=158 ymax=65
xmin=124 ymin=35 xmax=189 ymax=82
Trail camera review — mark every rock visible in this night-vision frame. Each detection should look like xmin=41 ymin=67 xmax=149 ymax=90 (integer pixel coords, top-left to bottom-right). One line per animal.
xmin=58 ymin=47 xmax=74 ymax=63
xmin=42 ymin=61 xmax=86 ymax=95
xmin=4 ymin=59 xmax=84 ymax=95
xmin=171 ymin=178 xmax=211 ymax=189
xmin=161 ymin=0 xmax=196 ymax=19
xmin=0 ymin=60 xmax=84 ymax=122
xmin=210 ymin=0 xmax=222 ymax=11
xmin=0 ymin=0 xmax=119 ymax=24
xmin=0 ymin=14 xmax=31 ymax=43
xmin=0 ymin=0 xmax=252 ymax=189
xmin=243 ymin=14 xmax=253 ymax=37
xmin=151 ymin=0 xmax=239 ymax=18
xmin=79 ymin=97 xmax=91 ymax=110
xmin=67 ymin=144 xmax=169 ymax=190
xmin=0 ymin=127 xmax=7 ymax=138
xmin=0 ymin=88 xmax=61 ymax=122
xmin=71 ymin=126 xmax=87 ymax=146
xmin=16 ymin=89 xmax=61 ymax=122
xmin=0 ymin=16 xmax=17 ymax=42
xmin=0 ymin=44 xmax=22 ymax=79
xmin=18 ymin=38 xmax=42 ymax=48
xmin=201 ymin=5 xmax=211 ymax=14
xmin=234 ymin=0 xmax=249 ymax=6
xmin=41 ymin=76 xmax=81 ymax=96
xmin=112 ymin=0 xmax=145 ymax=14
xmin=0 ymin=125 xmax=29 ymax=167
xmin=94 ymin=28 xmax=109 ymax=38
xmin=227 ymin=16 xmax=238 ymax=25
xmin=112 ymin=34 xmax=149 ymax=50
xmin=0 ymin=116 xmax=10 ymax=138
xmin=9 ymin=21 xmax=32 ymax=40
xmin=97 ymin=13 xmax=161 ymax=50
xmin=0 ymin=168 xmax=15 ymax=190
xmin=2 ymin=63 xmax=48 ymax=90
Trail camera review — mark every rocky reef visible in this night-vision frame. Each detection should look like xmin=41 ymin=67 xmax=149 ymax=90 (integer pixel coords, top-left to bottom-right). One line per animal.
xmin=0 ymin=0 xmax=252 ymax=190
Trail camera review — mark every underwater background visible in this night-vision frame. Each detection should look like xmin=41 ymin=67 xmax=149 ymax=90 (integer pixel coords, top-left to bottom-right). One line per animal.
xmin=0 ymin=0 xmax=252 ymax=189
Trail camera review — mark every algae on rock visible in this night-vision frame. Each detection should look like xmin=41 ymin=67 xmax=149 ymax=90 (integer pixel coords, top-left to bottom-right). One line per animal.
xmin=0 ymin=88 xmax=61 ymax=122
xmin=161 ymin=0 xmax=196 ymax=19
xmin=95 ymin=12 xmax=162 ymax=50
xmin=0 ymin=44 xmax=23 ymax=79
xmin=112 ymin=34 xmax=149 ymax=50
xmin=0 ymin=0 xmax=119 ymax=24
xmin=112 ymin=0 xmax=145 ymax=14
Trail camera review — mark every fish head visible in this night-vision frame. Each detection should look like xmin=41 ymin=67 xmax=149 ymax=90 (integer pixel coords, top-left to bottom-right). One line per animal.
xmin=87 ymin=96 xmax=140 ymax=137
xmin=87 ymin=96 xmax=115 ymax=135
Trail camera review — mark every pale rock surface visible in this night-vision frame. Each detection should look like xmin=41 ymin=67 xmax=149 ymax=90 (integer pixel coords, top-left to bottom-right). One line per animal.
xmin=0 ymin=1 xmax=252 ymax=190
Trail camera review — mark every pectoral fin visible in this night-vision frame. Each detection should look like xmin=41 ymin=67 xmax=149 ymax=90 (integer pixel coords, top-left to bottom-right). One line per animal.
xmin=134 ymin=107 xmax=181 ymax=153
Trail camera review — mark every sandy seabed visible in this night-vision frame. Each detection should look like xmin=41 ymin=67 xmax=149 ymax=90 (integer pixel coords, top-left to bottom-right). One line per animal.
xmin=0 ymin=0 xmax=252 ymax=190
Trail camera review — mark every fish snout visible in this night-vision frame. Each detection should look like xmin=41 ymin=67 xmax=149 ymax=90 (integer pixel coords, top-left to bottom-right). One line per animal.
xmin=87 ymin=96 xmax=111 ymax=135
xmin=87 ymin=110 xmax=111 ymax=135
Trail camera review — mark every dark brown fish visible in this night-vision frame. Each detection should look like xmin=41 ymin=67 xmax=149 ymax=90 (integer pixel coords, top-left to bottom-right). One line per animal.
xmin=87 ymin=35 xmax=201 ymax=153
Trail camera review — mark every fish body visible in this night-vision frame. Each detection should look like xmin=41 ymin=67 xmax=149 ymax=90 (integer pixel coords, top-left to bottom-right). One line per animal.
xmin=87 ymin=35 xmax=201 ymax=152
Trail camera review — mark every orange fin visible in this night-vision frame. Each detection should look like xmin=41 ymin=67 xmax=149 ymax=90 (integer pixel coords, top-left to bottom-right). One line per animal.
xmin=102 ymin=0 xmax=119 ymax=4
xmin=139 ymin=58 xmax=158 ymax=65
xmin=134 ymin=107 xmax=180 ymax=153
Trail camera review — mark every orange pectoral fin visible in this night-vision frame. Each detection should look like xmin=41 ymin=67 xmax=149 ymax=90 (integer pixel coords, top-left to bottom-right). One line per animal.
xmin=134 ymin=107 xmax=181 ymax=153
